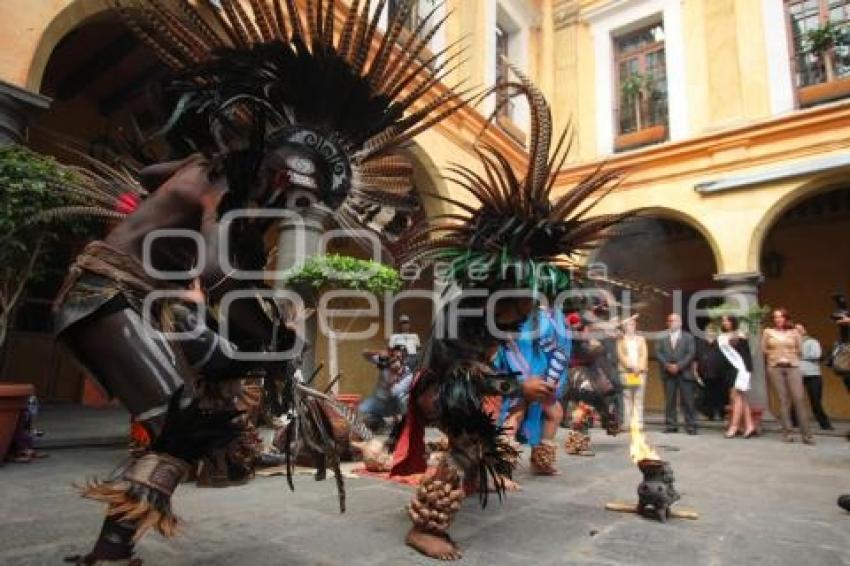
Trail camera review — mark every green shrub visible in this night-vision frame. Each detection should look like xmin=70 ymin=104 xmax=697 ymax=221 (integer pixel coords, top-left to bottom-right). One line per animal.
xmin=284 ymin=254 xmax=402 ymax=295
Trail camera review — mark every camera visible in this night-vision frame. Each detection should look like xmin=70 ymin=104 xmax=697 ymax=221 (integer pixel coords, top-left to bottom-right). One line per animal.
xmin=831 ymin=293 xmax=849 ymax=322
xmin=376 ymin=355 xmax=391 ymax=369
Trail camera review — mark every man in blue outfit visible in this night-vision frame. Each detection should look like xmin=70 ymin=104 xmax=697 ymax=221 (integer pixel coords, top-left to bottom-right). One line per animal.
xmin=495 ymin=304 xmax=571 ymax=476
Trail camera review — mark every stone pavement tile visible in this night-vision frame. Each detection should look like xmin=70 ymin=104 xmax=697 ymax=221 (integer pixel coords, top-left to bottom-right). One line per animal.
xmin=2 ymin=429 xmax=850 ymax=565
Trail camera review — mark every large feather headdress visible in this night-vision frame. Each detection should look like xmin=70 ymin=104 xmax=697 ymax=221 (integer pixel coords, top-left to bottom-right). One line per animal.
xmin=403 ymin=68 xmax=631 ymax=295
xmin=114 ymin=0 xmax=467 ymax=238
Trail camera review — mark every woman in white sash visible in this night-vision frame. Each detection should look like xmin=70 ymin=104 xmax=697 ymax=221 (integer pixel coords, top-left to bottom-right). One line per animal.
xmin=715 ymin=315 xmax=755 ymax=438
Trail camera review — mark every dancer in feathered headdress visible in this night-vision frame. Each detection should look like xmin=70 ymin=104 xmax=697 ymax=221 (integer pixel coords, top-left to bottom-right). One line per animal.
xmin=391 ymin=68 xmax=634 ymax=560
xmin=51 ymin=2 xmax=466 ymax=563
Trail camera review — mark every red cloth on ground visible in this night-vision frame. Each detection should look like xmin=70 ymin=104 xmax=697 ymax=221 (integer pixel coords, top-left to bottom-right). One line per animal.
xmin=391 ymin=370 xmax=506 ymax=478
xmin=353 ymin=466 xmax=433 ymax=485
xmin=390 ymin=371 xmax=428 ymax=477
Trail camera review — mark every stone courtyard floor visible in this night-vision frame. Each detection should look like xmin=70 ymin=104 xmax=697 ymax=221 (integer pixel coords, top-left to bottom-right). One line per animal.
xmin=1 ymin=427 xmax=849 ymax=565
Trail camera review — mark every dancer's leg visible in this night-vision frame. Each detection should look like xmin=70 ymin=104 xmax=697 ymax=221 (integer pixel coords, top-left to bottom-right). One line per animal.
xmin=63 ymin=304 xmax=237 ymax=563
xmin=541 ymin=399 xmax=563 ymax=441
xmin=405 ymin=457 xmax=465 ymax=561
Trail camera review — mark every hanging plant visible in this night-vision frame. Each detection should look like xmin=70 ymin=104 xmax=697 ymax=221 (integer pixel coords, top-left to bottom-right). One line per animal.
xmin=284 ymin=254 xmax=402 ymax=296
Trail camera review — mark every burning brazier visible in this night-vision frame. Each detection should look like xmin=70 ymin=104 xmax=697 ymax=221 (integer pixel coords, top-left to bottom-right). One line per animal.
xmin=636 ymin=458 xmax=680 ymax=522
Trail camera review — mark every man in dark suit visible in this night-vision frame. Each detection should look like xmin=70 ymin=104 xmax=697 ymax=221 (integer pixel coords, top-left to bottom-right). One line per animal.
xmin=655 ymin=313 xmax=698 ymax=434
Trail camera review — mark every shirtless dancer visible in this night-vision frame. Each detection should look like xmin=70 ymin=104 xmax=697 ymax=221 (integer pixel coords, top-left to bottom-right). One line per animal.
xmin=56 ymin=151 xmax=307 ymax=564
xmin=52 ymin=1 xmax=466 ymax=563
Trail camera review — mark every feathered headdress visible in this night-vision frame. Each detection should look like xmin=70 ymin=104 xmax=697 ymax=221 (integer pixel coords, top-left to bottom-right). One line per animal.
xmin=402 ymin=67 xmax=632 ymax=295
xmin=113 ymin=0 xmax=468 ymax=239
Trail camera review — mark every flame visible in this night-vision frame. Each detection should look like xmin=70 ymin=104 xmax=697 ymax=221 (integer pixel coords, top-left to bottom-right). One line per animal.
xmin=629 ymin=406 xmax=659 ymax=463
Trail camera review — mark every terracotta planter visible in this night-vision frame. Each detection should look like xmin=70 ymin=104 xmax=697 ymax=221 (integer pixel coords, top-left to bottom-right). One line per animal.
xmin=335 ymin=393 xmax=362 ymax=412
xmin=798 ymin=76 xmax=850 ymax=107
xmin=614 ymin=124 xmax=668 ymax=152
xmin=0 ymin=383 xmax=35 ymax=462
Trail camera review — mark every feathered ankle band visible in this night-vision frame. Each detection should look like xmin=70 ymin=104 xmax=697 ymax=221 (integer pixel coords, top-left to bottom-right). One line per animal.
xmin=80 ymin=453 xmax=190 ymax=540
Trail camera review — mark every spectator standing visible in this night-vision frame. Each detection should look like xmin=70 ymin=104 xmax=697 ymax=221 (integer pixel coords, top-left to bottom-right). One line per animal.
xmin=616 ymin=316 xmax=648 ymax=430
xmin=762 ymin=308 xmax=813 ymax=444
xmin=389 ymin=314 xmax=421 ymax=371
xmin=656 ymin=313 xmax=698 ymax=435
xmin=698 ymin=327 xmax=727 ymax=421
xmin=796 ymin=323 xmax=833 ymax=430
xmin=715 ymin=315 xmax=756 ymax=439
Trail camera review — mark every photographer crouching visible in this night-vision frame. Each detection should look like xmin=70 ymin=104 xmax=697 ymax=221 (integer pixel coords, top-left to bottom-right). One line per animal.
xmin=359 ymin=346 xmax=414 ymax=433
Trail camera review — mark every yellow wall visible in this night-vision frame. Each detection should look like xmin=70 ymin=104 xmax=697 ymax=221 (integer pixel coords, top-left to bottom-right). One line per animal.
xmin=4 ymin=0 xmax=850 ymax=417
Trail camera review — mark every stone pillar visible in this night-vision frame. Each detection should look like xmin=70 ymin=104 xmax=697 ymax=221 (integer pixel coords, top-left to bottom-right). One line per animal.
xmin=275 ymin=206 xmax=334 ymax=381
xmin=713 ymin=272 xmax=768 ymax=415
xmin=0 ymin=80 xmax=51 ymax=145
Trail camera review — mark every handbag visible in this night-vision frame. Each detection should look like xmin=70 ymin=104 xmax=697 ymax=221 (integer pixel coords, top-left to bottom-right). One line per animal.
xmin=832 ymin=343 xmax=850 ymax=374
xmin=623 ymin=372 xmax=642 ymax=388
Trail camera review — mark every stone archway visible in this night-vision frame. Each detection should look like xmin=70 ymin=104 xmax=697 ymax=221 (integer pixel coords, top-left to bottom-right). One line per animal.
xmin=593 ymin=209 xmax=722 ymax=329
xmin=757 ymin=183 xmax=850 ymax=420
xmin=747 ymin=171 xmax=850 ymax=273
xmin=29 ymin=6 xmax=170 ymax=165
xmin=25 ymin=0 xmax=115 ymax=93
xmin=0 ymin=4 xmax=169 ymax=403
xmin=593 ymin=211 xmax=721 ymax=413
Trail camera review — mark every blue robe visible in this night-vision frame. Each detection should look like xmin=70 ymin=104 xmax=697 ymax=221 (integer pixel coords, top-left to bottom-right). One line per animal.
xmin=494 ymin=308 xmax=571 ymax=446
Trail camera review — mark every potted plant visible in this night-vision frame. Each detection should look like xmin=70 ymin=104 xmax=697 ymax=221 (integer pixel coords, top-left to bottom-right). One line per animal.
xmin=805 ymin=21 xmax=839 ymax=83
xmin=616 ymin=73 xmax=667 ymax=151
xmin=621 ymin=72 xmax=654 ymax=132
xmin=0 ymin=145 xmax=94 ymax=459
xmin=798 ymin=21 xmax=850 ymax=105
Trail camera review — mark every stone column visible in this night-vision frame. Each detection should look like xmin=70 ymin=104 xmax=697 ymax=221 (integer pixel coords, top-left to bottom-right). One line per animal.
xmin=713 ymin=272 xmax=768 ymax=416
xmin=0 ymin=80 xmax=51 ymax=145
xmin=275 ymin=206 xmax=334 ymax=381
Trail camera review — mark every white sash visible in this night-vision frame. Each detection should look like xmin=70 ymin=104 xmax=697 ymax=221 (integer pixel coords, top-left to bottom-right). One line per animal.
xmin=718 ymin=333 xmax=751 ymax=392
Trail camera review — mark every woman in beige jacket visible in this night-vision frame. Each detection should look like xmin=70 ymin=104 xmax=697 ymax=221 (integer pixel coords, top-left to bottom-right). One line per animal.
xmin=761 ymin=307 xmax=812 ymax=444
xmin=616 ymin=316 xmax=648 ymax=430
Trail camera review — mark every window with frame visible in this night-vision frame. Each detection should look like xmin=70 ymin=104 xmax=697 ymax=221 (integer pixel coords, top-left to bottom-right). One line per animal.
xmin=388 ymin=0 xmax=440 ymax=34
xmin=495 ymin=25 xmax=514 ymax=119
xmin=786 ymin=0 xmax=850 ymax=106
xmin=613 ymin=22 xmax=668 ymax=151
xmin=386 ymin=0 xmax=441 ymax=66
xmin=493 ymin=23 xmax=527 ymax=144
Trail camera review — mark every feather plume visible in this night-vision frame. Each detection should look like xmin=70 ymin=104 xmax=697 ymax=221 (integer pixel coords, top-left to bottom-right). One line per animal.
xmin=117 ymin=0 xmax=467 ymax=243
xmin=400 ymin=78 xmax=639 ymax=296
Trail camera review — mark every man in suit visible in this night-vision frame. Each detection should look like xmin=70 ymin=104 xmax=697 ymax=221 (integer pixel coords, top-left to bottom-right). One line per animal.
xmin=656 ymin=313 xmax=698 ymax=434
